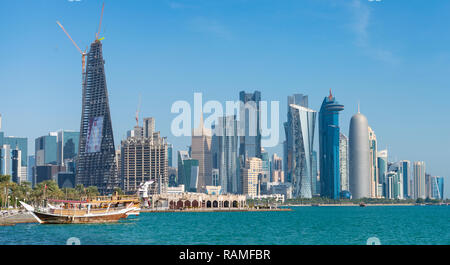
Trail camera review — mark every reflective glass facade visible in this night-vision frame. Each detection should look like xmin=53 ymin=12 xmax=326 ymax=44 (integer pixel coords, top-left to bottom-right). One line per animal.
xmin=211 ymin=115 xmax=239 ymax=193
xmin=57 ymin=131 xmax=80 ymax=165
xmin=319 ymin=91 xmax=344 ymax=199
xmin=35 ymin=135 xmax=57 ymax=166
xmin=239 ymin=91 xmax=261 ymax=161
xmin=287 ymin=103 xmax=316 ymax=198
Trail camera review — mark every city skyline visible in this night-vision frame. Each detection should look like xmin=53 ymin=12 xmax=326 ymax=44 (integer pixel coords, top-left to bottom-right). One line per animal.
xmin=0 ymin=0 xmax=449 ymax=197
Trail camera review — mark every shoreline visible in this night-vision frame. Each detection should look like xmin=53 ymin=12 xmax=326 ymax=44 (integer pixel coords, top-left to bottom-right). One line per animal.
xmin=284 ymin=203 xmax=447 ymax=207
xmin=140 ymin=207 xmax=292 ymax=213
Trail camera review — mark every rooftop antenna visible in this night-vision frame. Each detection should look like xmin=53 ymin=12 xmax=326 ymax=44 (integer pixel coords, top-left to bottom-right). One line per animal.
xmin=357 ymin=101 xmax=360 ymax=113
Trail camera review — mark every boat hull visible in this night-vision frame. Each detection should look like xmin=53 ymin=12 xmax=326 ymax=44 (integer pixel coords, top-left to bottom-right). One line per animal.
xmin=33 ymin=211 xmax=127 ymax=224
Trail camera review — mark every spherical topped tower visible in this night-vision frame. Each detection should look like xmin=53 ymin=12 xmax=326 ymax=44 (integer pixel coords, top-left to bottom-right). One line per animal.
xmin=349 ymin=111 xmax=371 ymax=199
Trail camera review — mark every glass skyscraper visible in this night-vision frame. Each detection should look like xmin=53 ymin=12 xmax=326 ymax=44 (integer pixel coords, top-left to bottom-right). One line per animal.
xmin=319 ymin=90 xmax=344 ymax=199
xmin=211 ymin=115 xmax=239 ymax=194
xmin=35 ymin=134 xmax=58 ymax=166
xmin=399 ymin=160 xmax=411 ymax=198
xmin=0 ymin=121 xmax=28 ymax=183
xmin=239 ymin=91 xmax=262 ymax=161
xmin=261 ymin=148 xmax=270 ymax=183
xmin=368 ymin=126 xmax=378 ymax=198
xmin=1 ymin=134 xmax=28 ymax=169
xmin=177 ymin=150 xmax=199 ymax=192
xmin=57 ymin=130 xmax=80 ymax=166
xmin=284 ymin=94 xmax=309 ymax=184
xmin=431 ymin=176 xmax=444 ymax=200
xmin=377 ymin=150 xmax=388 ymax=197
xmin=285 ymin=103 xmax=317 ymax=198
xmin=413 ymin=161 xmax=426 ymax=199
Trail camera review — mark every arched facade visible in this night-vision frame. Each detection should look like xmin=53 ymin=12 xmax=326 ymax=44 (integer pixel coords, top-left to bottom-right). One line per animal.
xmin=150 ymin=193 xmax=247 ymax=210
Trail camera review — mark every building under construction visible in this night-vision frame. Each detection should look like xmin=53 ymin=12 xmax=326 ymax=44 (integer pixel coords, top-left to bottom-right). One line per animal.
xmin=121 ymin=120 xmax=168 ymax=195
xmin=75 ymin=39 xmax=118 ymax=195
xmin=57 ymin=4 xmax=118 ymax=195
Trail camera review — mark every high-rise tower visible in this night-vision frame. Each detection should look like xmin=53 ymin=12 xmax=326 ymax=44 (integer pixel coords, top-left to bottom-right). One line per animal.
xmin=211 ymin=115 xmax=239 ymax=193
xmin=413 ymin=161 xmax=426 ymax=199
xmin=378 ymin=150 xmax=388 ymax=197
xmin=239 ymin=91 xmax=262 ymax=161
xmin=368 ymin=126 xmax=378 ymax=198
xmin=76 ymin=40 xmax=118 ymax=195
xmin=286 ymin=103 xmax=317 ymax=198
xmin=319 ymin=90 xmax=344 ymax=199
xmin=57 ymin=4 xmax=116 ymax=194
xmin=349 ymin=110 xmax=370 ymax=199
xmin=284 ymin=94 xmax=309 ymax=184
xmin=339 ymin=133 xmax=349 ymax=192
xmin=191 ymin=114 xmax=212 ymax=193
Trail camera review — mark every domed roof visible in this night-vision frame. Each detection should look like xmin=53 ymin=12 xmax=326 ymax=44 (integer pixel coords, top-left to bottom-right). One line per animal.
xmin=350 ymin=112 xmax=368 ymax=123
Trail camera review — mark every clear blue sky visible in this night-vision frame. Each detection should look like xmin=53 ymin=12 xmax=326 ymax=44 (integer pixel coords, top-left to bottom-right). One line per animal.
xmin=1 ymin=0 xmax=449 ymax=198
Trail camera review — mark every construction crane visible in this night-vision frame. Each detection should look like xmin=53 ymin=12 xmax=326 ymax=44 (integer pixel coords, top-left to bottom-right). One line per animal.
xmin=135 ymin=94 xmax=142 ymax=126
xmin=56 ymin=2 xmax=105 ymax=78
xmin=56 ymin=21 xmax=87 ymax=74
xmin=96 ymin=2 xmax=105 ymax=41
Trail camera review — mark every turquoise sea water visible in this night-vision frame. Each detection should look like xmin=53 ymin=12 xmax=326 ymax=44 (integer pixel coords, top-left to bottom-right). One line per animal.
xmin=1 ymin=206 xmax=449 ymax=245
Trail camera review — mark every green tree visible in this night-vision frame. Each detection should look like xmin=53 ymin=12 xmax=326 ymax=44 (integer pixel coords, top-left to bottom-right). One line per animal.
xmin=86 ymin=186 xmax=99 ymax=198
xmin=0 ymin=175 xmax=12 ymax=208
xmin=31 ymin=180 xmax=63 ymax=202
xmin=0 ymin=175 xmax=11 ymax=183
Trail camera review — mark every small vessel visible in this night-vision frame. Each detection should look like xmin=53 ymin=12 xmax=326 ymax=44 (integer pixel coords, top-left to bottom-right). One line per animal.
xmin=20 ymin=198 xmax=139 ymax=224
xmin=359 ymin=202 xmax=366 ymax=207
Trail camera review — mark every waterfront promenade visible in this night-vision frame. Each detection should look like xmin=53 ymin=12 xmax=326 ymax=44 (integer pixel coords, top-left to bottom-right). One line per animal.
xmin=0 ymin=211 xmax=36 ymax=225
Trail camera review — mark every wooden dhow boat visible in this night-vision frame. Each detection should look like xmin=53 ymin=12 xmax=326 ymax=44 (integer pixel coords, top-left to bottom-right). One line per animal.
xmin=20 ymin=198 xmax=139 ymax=224
xmin=87 ymin=195 xmax=141 ymax=217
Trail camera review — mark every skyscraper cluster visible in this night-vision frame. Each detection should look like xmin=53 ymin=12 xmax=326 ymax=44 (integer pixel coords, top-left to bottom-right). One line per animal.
xmin=0 ymin=114 xmax=28 ymax=184
xmin=347 ymin=109 xmax=443 ymax=200
xmin=1 ymin=21 xmax=444 ymax=200
xmin=33 ymin=130 xmax=79 ymax=188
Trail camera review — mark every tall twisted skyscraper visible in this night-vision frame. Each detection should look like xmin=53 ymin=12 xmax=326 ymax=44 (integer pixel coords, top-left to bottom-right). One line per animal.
xmin=349 ymin=109 xmax=370 ymax=199
xmin=284 ymin=94 xmax=309 ymax=184
xmin=284 ymin=95 xmax=317 ymax=198
xmin=319 ymin=90 xmax=344 ymax=199
xmin=76 ymin=40 xmax=118 ymax=195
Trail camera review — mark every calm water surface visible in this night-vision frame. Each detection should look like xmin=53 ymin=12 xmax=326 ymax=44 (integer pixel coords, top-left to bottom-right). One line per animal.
xmin=1 ymin=206 xmax=449 ymax=245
